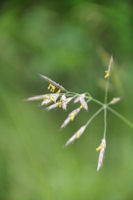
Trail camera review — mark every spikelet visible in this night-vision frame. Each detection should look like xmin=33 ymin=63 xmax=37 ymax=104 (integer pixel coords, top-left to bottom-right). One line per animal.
xmin=45 ymin=95 xmax=73 ymax=111
xmin=25 ymin=93 xmax=60 ymax=105
xmin=41 ymin=94 xmax=60 ymax=105
xmin=40 ymin=74 xmax=66 ymax=92
xmin=25 ymin=94 xmax=47 ymax=101
xmin=61 ymin=95 xmax=73 ymax=110
xmin=74 ymin=93 xmax=88 ymax=111
xmin=104 ymin=56 xmax=113 ymax=79
xmin=45 ymin=102 xmax=60 ymax=110
xmin=110 ymin=97 xmax=120 ymax=104
xmin=104 ymin=70 xmax=110 ymax=79
xmin=61 ymin=107 xmax=81 ymax=128
xmin=65 ymin=125 xmax=86 ymax=146
xmin=96 ymin=138 xmax=106 ymax=171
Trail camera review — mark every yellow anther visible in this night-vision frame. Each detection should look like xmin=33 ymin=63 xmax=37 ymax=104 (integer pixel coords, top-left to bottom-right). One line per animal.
xmin=43 ymin=94 xmax=49 ymax=101
xmin=80 ymin=105 xmax=83 ymax=109
xmin=56 ymin=89 xmax=61 ymax=94
xmin=111 ymin=97 xmax=120 ymax=104
xmin=96 ymin=145 xmax=102 ymax=151
xmin=58 ymin=101 xmax=62 ymax=108
xmin=70 ymin=114 xmax=75 ymax=121
xmin=76 ymin=131 xmax=80 ymax=139
xmin=51 ymin=96 xmax=56 ymax=103
xmin=104 ymin=70 xmax=110 ymax=79
xmin=48 ymin=84 xmax=56 ymax=92
xmin=48 ymin=84 xmax=52 ymax=90
xmin=96 ymin=144 xmax=104 ymax=151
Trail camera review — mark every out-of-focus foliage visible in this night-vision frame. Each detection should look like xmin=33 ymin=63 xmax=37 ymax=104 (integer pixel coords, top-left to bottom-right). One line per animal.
xmin=0 ymin=0 xmax=133 ymax=199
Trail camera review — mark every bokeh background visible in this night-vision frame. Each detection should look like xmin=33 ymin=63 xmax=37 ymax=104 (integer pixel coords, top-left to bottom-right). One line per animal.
xmin=0 ymin=0 xmax=133 ymax=199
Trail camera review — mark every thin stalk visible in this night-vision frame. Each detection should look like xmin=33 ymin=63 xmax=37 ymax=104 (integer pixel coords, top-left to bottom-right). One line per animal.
xmin=103 ymin=57 xmax=113 ymax=138
xmin=91 ymin=97 xmax=104 ymax=106
xmin=103 ymin=107 xmax=107 ymax=138
xmin=68 ymin=91 xmax=104 ymax=106
xmin=86 ymin=107 xmax=104 ymax=127
xmin=104 ymin=78 xmax=110 ymax=104
xmin=107 ymin=106 xmax=133 ymax=129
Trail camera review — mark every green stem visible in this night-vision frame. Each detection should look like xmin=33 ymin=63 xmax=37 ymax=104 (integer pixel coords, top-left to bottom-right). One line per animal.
xmin=104 ymin=78 xmax=110 ymax=104
xmin=68 ymin=91 xmax=104 ymax=106
xmin=107 ymin=106 xmax=133 ymax=129
xmin=91 ymin=97 xmax=104 ymax=106
xmin=86 ymin=107 xmax=104 ymax=127
xmin=103 ymin=107 xmax=107 ymax=138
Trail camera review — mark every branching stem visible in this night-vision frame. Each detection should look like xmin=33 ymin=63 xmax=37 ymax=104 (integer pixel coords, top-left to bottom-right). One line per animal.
xmin=107 ymin=107 xmax=133 ymax=129
xmin=86 ymin=107 xmax=103 ymax=127
xmin=103 ymin=106 xmax=107 ymax=138
xmin=65 ymin=86 xmax=133 ymax=131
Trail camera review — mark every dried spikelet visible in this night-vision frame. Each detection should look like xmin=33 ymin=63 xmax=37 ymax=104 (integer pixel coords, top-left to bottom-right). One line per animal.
xmin=74 ymin=93 xmax=88 ymax=111
xmin=40 ymin=74 xmax=66 ymax=92
xmin=61 ymin=107 xmax=81 ymax=128
xmin=110 ymin=97 xmax=120 ymax=104
xmin=96 ymin=138 xmax=106 ymax=171
xmin=65 ymin=125 xmax=86 ymax=146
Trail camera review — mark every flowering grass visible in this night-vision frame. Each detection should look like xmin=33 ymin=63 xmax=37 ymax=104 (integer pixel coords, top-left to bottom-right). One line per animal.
xmin=26 ymin=56 xmax=133 ymax=171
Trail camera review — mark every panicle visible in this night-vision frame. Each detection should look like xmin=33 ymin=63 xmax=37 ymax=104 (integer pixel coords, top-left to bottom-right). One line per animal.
xmin=25 ymin=56 xmax=118 ymax=172
xmin=96 ymin=138 xmax=106 ymax=172
xmin=110 ymin=97 xmax=120 ymax=104
xmin=65 ymin=125 xmax=86 ymax=146
xmin=74 ymin=93 xmax=88 ymax=111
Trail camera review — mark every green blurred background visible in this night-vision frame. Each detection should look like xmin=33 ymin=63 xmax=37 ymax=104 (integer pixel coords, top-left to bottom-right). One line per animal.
xmin=0 ymin=0 xmax=133 ymax=199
